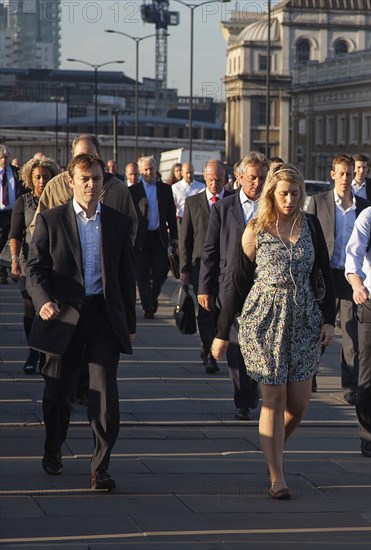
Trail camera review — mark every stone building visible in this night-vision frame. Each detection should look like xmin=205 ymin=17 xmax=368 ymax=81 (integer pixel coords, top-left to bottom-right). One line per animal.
xmin=221 ymin=0 xmax=371 ymax=167
xmin=291 ymin=49 xmax=371 ymax=180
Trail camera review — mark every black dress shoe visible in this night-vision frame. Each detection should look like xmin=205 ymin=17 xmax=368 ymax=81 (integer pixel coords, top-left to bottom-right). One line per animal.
xmin=91 ymin=470 xmax=116 ymax=490
xmin=42 ymin=451 xmax=63 ymax=475
xmin=23 ymin=350 xmax=39 ymax=375
xmin=205 ymin=356 xmax=220 ymax=374
xmin=360 ymin=440 xmax=371 ymax=458
xmin=143 ymin=311 xmax=155 ymax=319
xmin=234 ymin=408 xmax=253 ymax=421
xmin=343 ymin=390 xmax=357 ymax=405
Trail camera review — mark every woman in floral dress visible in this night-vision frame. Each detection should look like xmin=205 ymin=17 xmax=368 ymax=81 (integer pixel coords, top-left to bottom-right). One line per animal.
xmin=212 ymin=164 xmax=336 ymax=499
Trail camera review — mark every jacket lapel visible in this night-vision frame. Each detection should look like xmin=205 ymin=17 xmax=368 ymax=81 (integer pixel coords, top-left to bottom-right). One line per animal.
xmin=324 ymin=191 xmax=336 ymax=238
xmin=199 ymin=191 xmax=210 ymax=219
xmin=59 ymin=202 xmax=84 ymax=277
xmin=230 ymin=193 xmax=245 ymax=231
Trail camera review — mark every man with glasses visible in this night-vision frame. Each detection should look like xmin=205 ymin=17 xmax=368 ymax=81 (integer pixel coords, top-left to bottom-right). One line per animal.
xmin=198 ymin=152 xmax=268 ymax=420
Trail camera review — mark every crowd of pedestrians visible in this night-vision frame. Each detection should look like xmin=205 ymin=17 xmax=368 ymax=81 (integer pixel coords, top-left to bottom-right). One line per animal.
xmin=1 ymin=137 xmax=370 ymax=497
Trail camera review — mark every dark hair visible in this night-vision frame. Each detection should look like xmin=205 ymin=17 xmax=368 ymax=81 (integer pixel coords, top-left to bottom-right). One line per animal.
xmin=67 ymin=154 xmax=105 ymax=178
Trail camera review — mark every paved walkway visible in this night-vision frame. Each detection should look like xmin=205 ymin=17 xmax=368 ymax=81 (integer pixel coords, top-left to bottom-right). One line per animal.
xmin=0 ymin=276 xmax=370 ymax=549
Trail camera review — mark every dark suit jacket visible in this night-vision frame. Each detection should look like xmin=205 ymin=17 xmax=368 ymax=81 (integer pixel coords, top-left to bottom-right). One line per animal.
xmin=365 ymin=178 xmax=371 ymax=202
xmin=198 ymin=191 xmax=247 ymax=308
xmin=306 ymin=190 xmax=371 ymax=260
xmin=179 ymin=190 xmax=233 ymax=273
xmin=26 ymin=201 xmax=136 ymax=355
xmin=129 ymin=180 xmax=177 ymax=251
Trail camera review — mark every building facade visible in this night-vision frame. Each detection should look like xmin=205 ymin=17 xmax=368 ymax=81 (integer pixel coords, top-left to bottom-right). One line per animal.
xmin=0 ymin=0 xmax=61 ymax=69
xmin=221 ymin=0 xmax=371 ymax=166
xmin=291 ymin=49 xmax=371 ymax=180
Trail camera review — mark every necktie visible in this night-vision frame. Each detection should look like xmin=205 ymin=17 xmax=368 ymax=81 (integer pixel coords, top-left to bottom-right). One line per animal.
xmin=211 ymin=195 xmax=219 ymax=204
xmin=2 ymin=170 xmax=9 ymax=208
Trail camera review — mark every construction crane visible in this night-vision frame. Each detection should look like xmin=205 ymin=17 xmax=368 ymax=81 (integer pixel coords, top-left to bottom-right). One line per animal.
xmin=141 ymin=1 xmax=180 ymax=91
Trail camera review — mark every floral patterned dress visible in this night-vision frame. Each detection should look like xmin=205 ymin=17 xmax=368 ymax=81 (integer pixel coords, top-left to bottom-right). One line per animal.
xmin=238 ymin=218 xmax=322 ymax=385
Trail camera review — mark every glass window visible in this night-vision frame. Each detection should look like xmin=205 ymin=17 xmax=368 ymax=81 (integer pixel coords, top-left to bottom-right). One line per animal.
xmin=296 ymin=39 xmax=310 ymax=65
xmin=334 ymin=40 xmax=348 ymax=56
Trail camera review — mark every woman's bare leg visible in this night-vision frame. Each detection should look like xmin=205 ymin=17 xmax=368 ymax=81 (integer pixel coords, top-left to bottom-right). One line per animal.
xmin=259 ymin=383 xmax=287 ymax=492
xmin=285 ymin=379 xmax=312 ymax=441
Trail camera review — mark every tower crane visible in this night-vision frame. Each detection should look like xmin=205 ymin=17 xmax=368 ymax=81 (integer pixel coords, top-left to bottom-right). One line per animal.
xmin=141 ymin=1 xmax=180 ymax=91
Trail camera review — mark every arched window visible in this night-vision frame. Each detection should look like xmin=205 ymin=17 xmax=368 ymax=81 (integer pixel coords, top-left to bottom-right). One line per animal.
xmin=296 ymin=39 xmax=310 ymax=65
xmin=334 ymin=39 xmax=348 ymax=56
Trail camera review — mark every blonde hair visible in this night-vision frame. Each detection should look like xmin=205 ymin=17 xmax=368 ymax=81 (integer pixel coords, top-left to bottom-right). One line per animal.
xmin=20 ymin=156 xmax=60 ymax=191
xmin=251 ymin=163 xmax=305 ymax=234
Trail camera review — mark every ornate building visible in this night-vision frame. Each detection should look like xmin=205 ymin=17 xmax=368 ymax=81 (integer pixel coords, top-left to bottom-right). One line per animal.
xmin=221 ymin=0 xmax=371 ymax=165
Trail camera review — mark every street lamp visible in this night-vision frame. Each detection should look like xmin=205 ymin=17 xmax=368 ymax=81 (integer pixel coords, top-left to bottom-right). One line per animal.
xmin=172 ymin=0 xmax=230 ymax=164
xmin=105 ymin=30 xmax=156 ymax=160
xmin=266 ymin=0 xmax=271 ymax=158
xmin=66 ymin=58 xmax=125 ymax=137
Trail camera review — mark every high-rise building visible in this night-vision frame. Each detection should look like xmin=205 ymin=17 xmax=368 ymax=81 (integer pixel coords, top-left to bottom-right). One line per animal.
xmin=0 ymin=0 xmax=61 ymax=69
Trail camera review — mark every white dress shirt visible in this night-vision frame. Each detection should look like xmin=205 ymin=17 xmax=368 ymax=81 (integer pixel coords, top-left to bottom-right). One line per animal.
xmin=205 ymin=187 xmax=225 ymax=209
xmin=0 ymin=166 xmax=17 ymax=210
xmin=73 ymin=198 xmax=103 ymax=296
xmin=172 ymin=178 xmax=205 ymax=218
xmin=351 ymin=179 xmax=367 ymax=200
xmin=239 ymin=188 xmax=259 ymax=226
xmin=331 ymin=189 xmax=357 ymax=269
xmin=345 ymin=206 xmax=371 ymax=293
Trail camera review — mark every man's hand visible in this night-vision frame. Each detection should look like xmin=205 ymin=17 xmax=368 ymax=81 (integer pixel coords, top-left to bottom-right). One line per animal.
xmin=10 ymin=259 xmax=21 ymax=282
xmin=129 ymin=333 xmax=136 ymax=342
xmin=180 ymin=272 xmax=190 ymax=286
xmin=319 ymin=323 xmax=335 ymax=346
xmin=211 ymin=337 xmax=229 ymax=360
xmin=352 ymin=285 xmax=369 ymax=305
xmin=39 ymin=302 xmax=60 ymax=321
xmin=197 ymin=294 xmax=214 ymax=311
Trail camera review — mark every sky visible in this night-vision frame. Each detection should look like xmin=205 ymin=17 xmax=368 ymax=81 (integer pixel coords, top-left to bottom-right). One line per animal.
xmin=60 ymin=1 xmax=275 ymax=99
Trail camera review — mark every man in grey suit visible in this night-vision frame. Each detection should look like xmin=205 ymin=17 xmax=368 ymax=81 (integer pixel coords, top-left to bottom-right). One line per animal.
xmin=26 ymin=154 xmax=136 ymax=490
xmin=198 ymin=152 xmax=268 ymax=420
xmin=179 ymin=160 xmax=230 ymax=373
xmin=307 ymin=154 xmax=370 ymax=404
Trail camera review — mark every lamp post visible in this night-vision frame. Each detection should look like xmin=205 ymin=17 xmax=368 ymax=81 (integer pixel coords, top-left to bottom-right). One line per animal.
xmin=105 ymin=30 xmax=156 ymax=160
xmin=265 ymin=0 xmax=271 ymax=158
xmin=172 ymin=0 xmax=230 ymax=164
xmin=66 ymin=58 xmax=125 ymax=137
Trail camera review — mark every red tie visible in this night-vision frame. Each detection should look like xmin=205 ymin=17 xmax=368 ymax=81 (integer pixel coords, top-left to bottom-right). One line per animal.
xmin=2 ymin=170 xmax=9 ymax=207
xmin=211 ymin=195 xmax=219 ymax=204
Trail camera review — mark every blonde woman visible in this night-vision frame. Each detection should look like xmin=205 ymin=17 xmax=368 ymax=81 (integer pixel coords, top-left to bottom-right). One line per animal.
xmin=212 ymin=164 xmax=336 ymax=499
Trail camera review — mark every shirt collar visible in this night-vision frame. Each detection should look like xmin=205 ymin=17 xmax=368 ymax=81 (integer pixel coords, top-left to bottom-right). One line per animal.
xmin=352 ymin=179 xmax=365 ymax=191
xmin=73 ymin=197 xmax=101 ymax=220
xmin=333 ymin=189 xmax=356 ymax=208
xmin=239 ymin=187 xmax=258 ymax=205
xmin=205 ymin=188 xmax=225 ymax=201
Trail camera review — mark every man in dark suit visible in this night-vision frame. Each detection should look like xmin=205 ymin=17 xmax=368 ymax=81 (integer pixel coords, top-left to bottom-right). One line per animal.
xmin=26 ymin=154 xmax=136 ymax=490
xmin=307 ymin=154 xmax=370 ymax=404
xmin=179 ymin=160 xmax=231 ymax=373
xmin=130 ymin=156 xmax=177 ymax=319
xmin=352 ymin=153 xmax=371 ymax=201
xmin=0 ymin=144 xmax=22 ymax=284
xmin=198 ymin=152 xmax=268 ymax=420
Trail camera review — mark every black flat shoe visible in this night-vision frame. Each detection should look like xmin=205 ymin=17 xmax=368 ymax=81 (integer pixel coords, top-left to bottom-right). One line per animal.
xmin=269 ymin=487 xmax=291 ymax=500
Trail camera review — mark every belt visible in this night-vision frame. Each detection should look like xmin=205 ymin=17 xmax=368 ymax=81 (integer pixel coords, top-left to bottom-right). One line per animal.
xmin=83 ymin=293 xmax=104 ymax=304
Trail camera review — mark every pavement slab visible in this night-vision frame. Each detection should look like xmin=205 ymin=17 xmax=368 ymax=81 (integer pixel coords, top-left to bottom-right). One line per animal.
xmin=1 ymin=278 xmax=370 ymax=549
